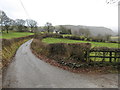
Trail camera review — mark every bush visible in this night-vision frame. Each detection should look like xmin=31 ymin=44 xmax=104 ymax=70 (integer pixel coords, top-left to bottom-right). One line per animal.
xmin=64 ymin=36 xmax=81 ymax=40
xmin=2 ymin=35 xmax=34 ymax=47
xmin=67 ymin=43 xmax=91 ymax=61
xmin=31 ymin=39 xmax=48 ymax=55
xmin=109 ymin=41 xmax=118 ymax=43
xmin=2 ymin=39 xmax=14 ymax=47
xmin=47 ymin=43 xmax=67 ymax=57
xmin=91 ymin=47 xmax=120 ymax=51
xmin=31 ymin=38 xmax=91 ymax=62
xmin=34 ymin=33 xmax=63 ymax=40
xmin=63 ymin=35 xmax=90 ymax=41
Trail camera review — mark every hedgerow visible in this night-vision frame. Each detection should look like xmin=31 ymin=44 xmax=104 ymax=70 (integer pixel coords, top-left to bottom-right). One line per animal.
xmin=2 ymin=35 xmax=34 ymax=69
xmin=34 ymin=33 xmax=63 ymax=40
xmin=31 ymin=34 xmax=91 ymax=62
xmin=31 ymin=33 xmax=119 ymax=72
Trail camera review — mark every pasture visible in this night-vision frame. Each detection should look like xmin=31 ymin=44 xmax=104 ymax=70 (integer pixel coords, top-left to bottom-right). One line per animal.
xmin=42 ymin=38 xmax=118 ymax=48
xmin=0 ymin=32 xmax=34 ymax=39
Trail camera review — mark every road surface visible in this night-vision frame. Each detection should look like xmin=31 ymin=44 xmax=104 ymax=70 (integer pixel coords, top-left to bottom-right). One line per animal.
xmin=3 ymin=40 xmax=118 ymax=88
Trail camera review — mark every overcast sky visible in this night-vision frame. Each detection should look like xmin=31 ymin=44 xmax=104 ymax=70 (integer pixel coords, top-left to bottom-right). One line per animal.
xmin=0 ymin=0 xmax=119 ymax=32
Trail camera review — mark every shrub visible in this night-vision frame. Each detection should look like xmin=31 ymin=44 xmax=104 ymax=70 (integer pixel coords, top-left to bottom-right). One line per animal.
xmin=67 ymin=43 xmax=91 ymax=61
xmin=2 ymin=39 xmax=13 ymax=47
xmin=109 ymin=41 xmax=118 ymax=43
xmin=91 ymin=47 xmax=110 ymax=51
xmin=2 ymin=35 xmax=34 ymax=47
xmin=90 ymin=47 xmax=120 ymax=51
xmin=31 ymin=38 xmax=91 ymax=62
xmin=31 ymin=39 xmax=48 ymax=56
xmin=34 ymin=33 xmax=63 ymax=40
xmin=64 ymin=36 xmax=80 ymax=40
xmin=63 ymin=35 xmax=90 ymax=41
xmin=47 ymin=43 xmax=67 ymax=57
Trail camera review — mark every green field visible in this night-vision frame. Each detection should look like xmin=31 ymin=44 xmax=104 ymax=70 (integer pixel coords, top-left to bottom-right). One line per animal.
xmin=42 ymin=38 xmax=118 ymax=48
xmin=0 ymin=32 xmax=34 ymax=39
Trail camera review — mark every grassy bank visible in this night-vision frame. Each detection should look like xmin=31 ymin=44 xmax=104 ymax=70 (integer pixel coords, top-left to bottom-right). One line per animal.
xmin=0 ymin=32 xmax=34 ymax=39
xmin=42 ymin=38 xmax=118 ymax=48
xmin=1 ymin=35 xmax=34 ymax=69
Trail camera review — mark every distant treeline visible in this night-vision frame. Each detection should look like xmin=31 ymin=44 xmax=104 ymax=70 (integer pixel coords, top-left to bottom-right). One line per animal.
xmin=0 ymin=10 xmax=37 ymax=33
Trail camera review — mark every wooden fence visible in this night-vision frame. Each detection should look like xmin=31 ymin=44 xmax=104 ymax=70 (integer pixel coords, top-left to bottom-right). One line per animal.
xmin=86 ymin=49 xmax=120 ymax=62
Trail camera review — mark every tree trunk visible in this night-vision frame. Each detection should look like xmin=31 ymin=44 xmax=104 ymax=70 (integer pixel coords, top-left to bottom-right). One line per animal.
xmin=48 ymin=26 xmax=49 ymax=33
xmin=6 ymin=29 xmax=8 ymax=33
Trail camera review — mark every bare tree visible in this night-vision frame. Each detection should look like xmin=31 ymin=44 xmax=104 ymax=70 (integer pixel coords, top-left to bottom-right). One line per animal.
xmin=15 ymin=19 xmax=25 ymax=32
xmin=106 ymin=0 xmax=119 ymax=4
xmin=104 ymin=34 xmax=111 ymax=41
xmin=45 ymin=22 xmax=53 ymax=33
xmin=58 ymin=25 xmax=71 ymax=34
xmin=4 ymin=19 xmax=13 ymax=33
xmin=0 ymin=10 xmax=38 ymax=33
xmin=73 ymin=30 xmax=78 ymax=36
xmin=26 ymin=19 xmax=37 ymax=32
xmin=78 ymin=28 xmax=91 ymax=37
xmin=0 ymin=10 xmax=12 ymax=33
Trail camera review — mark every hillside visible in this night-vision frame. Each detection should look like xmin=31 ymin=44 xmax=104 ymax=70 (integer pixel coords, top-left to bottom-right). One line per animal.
xmin=55 ymin=25 xmax=116 ymax=36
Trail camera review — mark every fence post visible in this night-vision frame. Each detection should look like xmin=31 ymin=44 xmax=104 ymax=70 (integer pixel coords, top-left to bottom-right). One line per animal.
xmin=86 ymin=51 xmax=90 ymax=62
xmin=114 ymin=52 xmax=116 ymax=62
xmin=109 ymin=52 xmax=112 ymax=62
xmin=118 ymin=52 xmax=120 ymax=62
xmin=102 ymin=52 xmax=105 ymax=62
xmin=94 ymin=52 xmax=96 ymax=62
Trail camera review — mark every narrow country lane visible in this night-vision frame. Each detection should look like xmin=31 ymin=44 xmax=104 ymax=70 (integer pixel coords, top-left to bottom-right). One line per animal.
xmin=3 ymin=40 xmax=118 ymax=88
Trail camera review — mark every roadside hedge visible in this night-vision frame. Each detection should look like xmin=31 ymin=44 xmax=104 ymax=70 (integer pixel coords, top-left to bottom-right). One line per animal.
xmin=31 ymin=33 xmax=119 ymax=72
xmin=90 ymin=47 xmax=120 ymax=51
xmin=34 ymin=33 xmax=63 ymax=40
xmin=1 ymin=35 xmax=34 ymax=69
xmin=63 ymin=35 xmax=118 ymax=43
xmin=31 ymin=34 xmax=91 ymax=62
